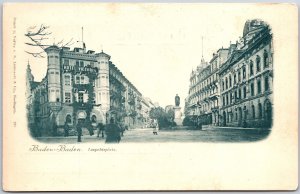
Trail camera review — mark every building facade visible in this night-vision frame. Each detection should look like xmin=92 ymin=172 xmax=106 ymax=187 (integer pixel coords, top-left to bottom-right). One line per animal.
xmin=26 ymin=44 xmax=150 ymax=136
xmin=185 ymin=19 xmax=273 ymax=128
xmin=219 ymin=20 xmax=273 ymax=128
xmin=186 ymin=50 xmax=229 ymax=126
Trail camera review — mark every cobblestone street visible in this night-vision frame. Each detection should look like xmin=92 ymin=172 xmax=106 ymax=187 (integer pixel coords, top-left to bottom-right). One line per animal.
xmin=36 ymin=126 xmax=270 ymax=143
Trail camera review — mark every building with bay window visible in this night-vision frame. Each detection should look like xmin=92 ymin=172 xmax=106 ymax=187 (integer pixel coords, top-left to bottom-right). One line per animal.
xmin=26 ymin=44 xmax=150 ymax=136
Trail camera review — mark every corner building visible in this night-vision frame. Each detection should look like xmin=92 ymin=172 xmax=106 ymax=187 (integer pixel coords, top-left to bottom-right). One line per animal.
xmin=26 ymin=45 xmax=149 ymax=136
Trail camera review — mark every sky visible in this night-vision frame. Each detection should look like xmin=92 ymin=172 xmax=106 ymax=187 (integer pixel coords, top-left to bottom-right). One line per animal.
xmin=22 ymin=3 xmax=260 ymax=108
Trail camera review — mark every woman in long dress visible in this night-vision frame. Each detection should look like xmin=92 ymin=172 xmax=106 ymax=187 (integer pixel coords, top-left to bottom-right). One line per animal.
xmin=153 ymin=121 xmax=159 ymax=135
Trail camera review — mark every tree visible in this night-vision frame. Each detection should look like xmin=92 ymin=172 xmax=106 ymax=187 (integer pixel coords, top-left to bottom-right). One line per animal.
xmin=166 ymin=108 xmax=175 ymax=123
xmin=25 ymin=24 xmax=74 ymax=58
xmin=149 ymin=107 xmax=165 ymax=120
xmin=149 ymin=107 xmax=174 ymax=128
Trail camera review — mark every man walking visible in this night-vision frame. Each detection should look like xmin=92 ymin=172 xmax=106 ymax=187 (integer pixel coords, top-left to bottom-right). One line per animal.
xmin=76 ymin=119 xmax=84 ymax=142
xmin=97 ymin=122 xmax=105 ymax=138
xmin=105 ymin=118 xmax=121 ymax=143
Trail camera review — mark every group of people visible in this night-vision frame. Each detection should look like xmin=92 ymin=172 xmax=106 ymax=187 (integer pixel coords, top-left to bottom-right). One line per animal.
xmin=64 ymin=117 xmax=128 ymax=143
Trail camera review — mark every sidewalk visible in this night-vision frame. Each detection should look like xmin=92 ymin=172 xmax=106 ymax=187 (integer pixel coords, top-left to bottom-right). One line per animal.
xmin=202 ymin=125 xmax=269 ymax=130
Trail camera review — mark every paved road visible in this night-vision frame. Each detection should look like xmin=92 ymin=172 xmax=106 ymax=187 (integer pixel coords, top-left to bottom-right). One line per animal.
xmin=36 ymin=127 xmax=270 ymax=143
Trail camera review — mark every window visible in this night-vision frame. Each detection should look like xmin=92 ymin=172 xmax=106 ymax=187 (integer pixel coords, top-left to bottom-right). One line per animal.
xmin=250 ymin=83 xmax=254 ymax=96
xmin=243 ymin=66 xmax=246 ymax=79
xmin=225 ymin=77 xmax=228 ymax=89
xmin=258 ymin=103 xmax=262 ymax=118
xmin=75 ymin=76 xmax=80 ymax=84
xmin=80 ymin=76 xmax=84 ymax=84
xmin=238 ymin=70 xmax=241 ymax=82
xmin=64 ymin=75 xmax=70 ymax=85
xmin=257 ymin=79 xmax=261 ymax=94
xmin=92 ymin=93 xmax=96 ymax=104
xmin=223 ymin=96 xmax=225 ymax=106
xmin=234 ymin=74 xmax=237 ymax=84
xmin=238 ymin=88 xmax=241 ymax=100
xmin=64 ymin=59 xmax=69 ymax=66
xmin=80 ymin=61 xmax=84 ymax=67
xmin=234 ymin=90 xmax=237 ymax=100
xmin=256 ymin=55 xmax=261 ymax=72
xmin=265 ymin=76 xmax=269 ymax=91
xmin=65 ymin=92 xmax=71 ymax=103
xmin=243 ymin=86 xmax=247 ymax=99
xmin=222 ymin=81 xmax=225 ymax=91
xmin=252 ymin=105 xmax=255 ymax=119
xmin=229 ymin=75 xmax=232 ymax=87
xmin=250 ymin=60 xmax=254 ymax=76
xmin=76 ymin=61 xmax=79 ymax=66
xmin=90 ymin=62 xmax=94 ymax=67
xmin=78 ymin=93 xmax=84 ymax=103
xmin=55 ymin=71 xmax=59 ymax=75
xmin=226 ymin=94 xmax=229 ymax=105
xmin=91 ymin=115 xmax=97 ymax=123
xmin=263 ymin=50 xmax=269 ymax=68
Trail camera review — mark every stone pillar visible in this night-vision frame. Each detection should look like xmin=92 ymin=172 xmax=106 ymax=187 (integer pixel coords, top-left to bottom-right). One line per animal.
xmin=173 ymin=106 xmax=183 ymax=126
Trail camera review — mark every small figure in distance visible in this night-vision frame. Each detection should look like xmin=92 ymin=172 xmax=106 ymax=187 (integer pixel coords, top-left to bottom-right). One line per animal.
xmin=76 ymin=119 xmax=84 ymax=142
xmin=153 ymin=120 xmax=159 ymax=135
xmin=97 ymin=122 xmax=105 ymax=138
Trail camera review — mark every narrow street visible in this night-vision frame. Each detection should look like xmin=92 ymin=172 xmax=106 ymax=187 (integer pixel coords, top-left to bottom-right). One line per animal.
xmin=36 ymin=127 xmax=270 ymax=143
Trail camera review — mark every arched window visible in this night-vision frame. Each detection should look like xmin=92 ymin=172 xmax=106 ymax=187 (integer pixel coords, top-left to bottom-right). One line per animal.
xmin=263 ymin=50 xmax=269 ymax=68
xmin=256 ymin=55 xmax=261 ymax=72
xmin=243 ymin=86 xmax=247 ymax=99
xmin=257 ymin=79 xmax=262 ymax=94
xmin=222 ymin=81 xmax=225 ymax=91
xmin=250 ymin=60 xmax=254 ymax=76
xmin=252 ymin=105 xmax=255 ymax=119
xmin=242 ymin=66 xmax=246 ymax=79
xmin=258 ymin=103 xmax=263 ymax=118
xmin=91 ymin=115 xmax=97 ymax=123
xmin=66 ymin=114 xmax=72 ymax=124
xmin=226 ymin=94 xmax=229 ymax=105
xmin=265 ymin=76 xmax=269 ymax=91
xmin=234 ymin=74 xmax=237 ymax=84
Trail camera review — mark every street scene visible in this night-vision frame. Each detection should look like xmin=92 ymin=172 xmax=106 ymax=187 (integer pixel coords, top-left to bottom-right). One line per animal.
xmin=36 ymin=126 xmax=270 ymax=143
xmin=25 ymin=18 xmax=273 ymax=143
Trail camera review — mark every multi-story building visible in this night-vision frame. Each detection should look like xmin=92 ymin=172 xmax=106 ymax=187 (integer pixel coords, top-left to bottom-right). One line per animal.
xmin=26 ymin=43 xmax=150 ymax=136
xmin=185 ymin=19 xmax=273 ymax=128
xmin=219 ymin=20 xmax=273 ymax=128
xmin=186 ymin=50 xmax=228 ymax=126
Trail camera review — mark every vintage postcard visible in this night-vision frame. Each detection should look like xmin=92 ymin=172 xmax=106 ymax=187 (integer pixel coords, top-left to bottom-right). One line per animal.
xmin=3 ymin=3 xmax=298 ymax=191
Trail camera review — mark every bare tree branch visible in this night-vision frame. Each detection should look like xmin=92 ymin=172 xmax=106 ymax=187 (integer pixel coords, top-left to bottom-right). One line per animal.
xmin=25 ymin=50 xmax=46 ymax=58
xmin=25 ymin=24 xmax=74 ymax=58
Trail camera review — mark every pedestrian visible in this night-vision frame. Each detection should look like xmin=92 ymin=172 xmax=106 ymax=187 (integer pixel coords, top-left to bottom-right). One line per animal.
xmin=153 ymin=121 xmax=159 ymax=135
xmin=76 ymin=119 xmax=84 ymax=142
xmin=119 ymin=122 xmax=125 ymax=137
xmin=105 ymin=118 xmax=121 ymax=143
xmin=64 ymin=121 xmax=69 ymax=137
xmin=97 ymin=122 xmax=105 ymax=138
